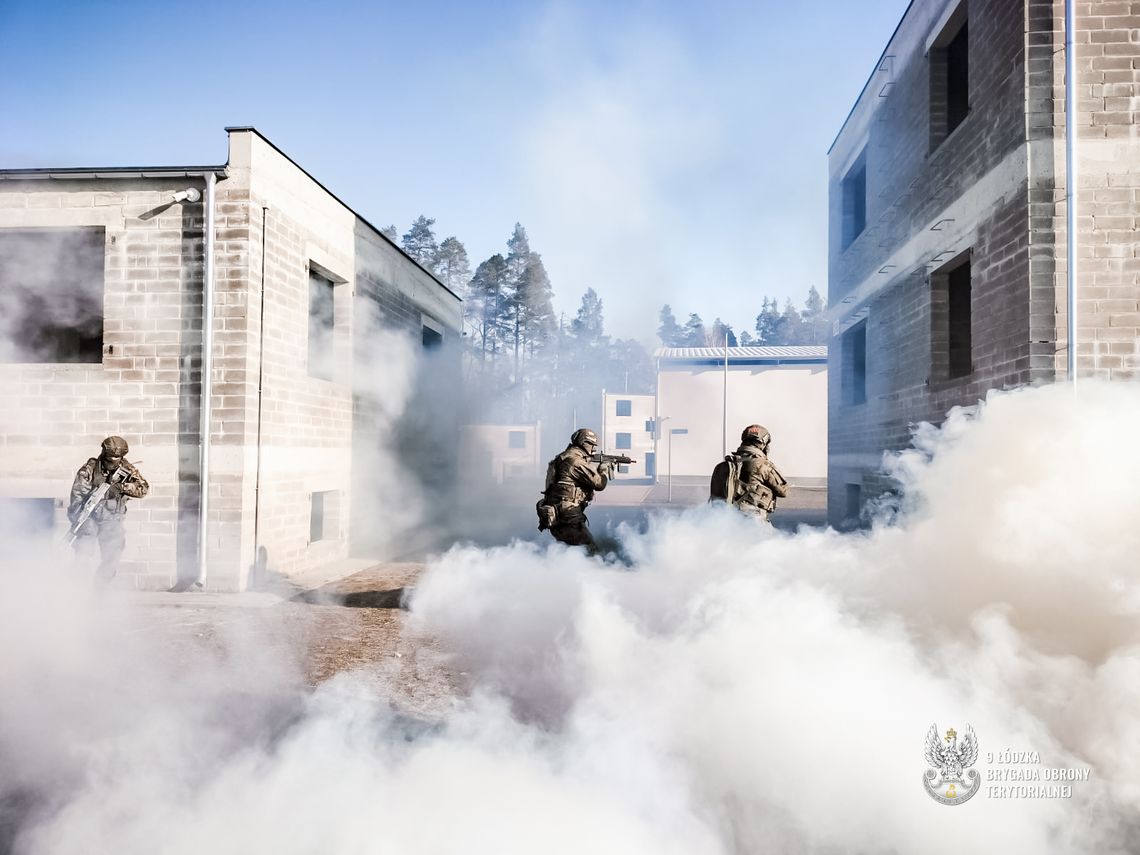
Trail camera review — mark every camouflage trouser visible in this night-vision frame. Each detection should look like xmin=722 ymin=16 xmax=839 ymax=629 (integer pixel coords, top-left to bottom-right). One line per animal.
xmin=73 ymin=517 xmax=126 ymax=581
xmin=738 ymin=506 xmax=771 ymax=523
xmin=550 ymin=522 xmax=599 ymax=554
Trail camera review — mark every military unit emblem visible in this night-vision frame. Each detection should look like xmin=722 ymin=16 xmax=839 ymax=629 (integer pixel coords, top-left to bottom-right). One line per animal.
xmin=923 ymin=724 xmax=980 ymax=805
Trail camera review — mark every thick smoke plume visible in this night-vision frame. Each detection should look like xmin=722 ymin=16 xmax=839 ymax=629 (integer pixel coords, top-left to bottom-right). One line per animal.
xmin=2 ymin=381 xmax=1139 ymax=853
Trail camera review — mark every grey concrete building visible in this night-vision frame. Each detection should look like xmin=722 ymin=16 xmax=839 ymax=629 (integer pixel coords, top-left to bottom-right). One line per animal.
xmin=827 ymin=0 xmax=1139 ymax=526
xmin=0 ymin=127 xmax=462 ymax=590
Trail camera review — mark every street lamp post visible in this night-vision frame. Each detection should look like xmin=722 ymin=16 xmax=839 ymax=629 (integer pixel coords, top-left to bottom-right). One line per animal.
xmin=668 ymin=427 xmax=688 ymax=503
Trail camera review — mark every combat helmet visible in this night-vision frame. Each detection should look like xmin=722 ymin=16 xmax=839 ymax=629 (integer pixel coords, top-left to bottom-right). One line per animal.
xmin=571 ymin=428 xmax=599 ymax=453
xmin=101 ymin=435 xmax=129 ymax=456
xmin=741 ymin=424 xmax=770 ymax=450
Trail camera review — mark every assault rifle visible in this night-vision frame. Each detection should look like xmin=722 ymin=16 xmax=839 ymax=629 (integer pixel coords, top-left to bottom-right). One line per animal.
xmin=590 ymin=452 xmax=637 ymax=467
xmin=65 ymin=464 xmax=139 ymax=546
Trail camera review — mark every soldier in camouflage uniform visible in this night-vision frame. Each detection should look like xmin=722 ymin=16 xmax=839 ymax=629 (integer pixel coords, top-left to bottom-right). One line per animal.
xmin=712 ymin=424 xmax=788 ymax=522
xmin=536 ymin=428 xmax=611 ymax=552
xmin=68 ymin=435 xmax=149 ymax=581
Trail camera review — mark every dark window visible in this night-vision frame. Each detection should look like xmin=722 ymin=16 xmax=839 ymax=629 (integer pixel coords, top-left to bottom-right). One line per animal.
xmin=618 ymin=464 xmax=630 ymax=474
xmin=930 ymin=7 xmax=968 ymax=149
xmin=840 ymin=151 xmax=867 ymax=250
xmin=931 ymin=253 xmax=973 ymax=382
xmin=310 ymin=491 xmax=332 ymax=542
xmin=308 ymin=271 xmax=335 ymax=380
xmin=841 ymin=321 xmax=867 ymax=406
xmin=616 ymin=432 xmax=632 ymax=450
xmin=947 ymin=260 xmax=972 ymax=378
xmin=508 ymin=430 xmax=526 ymax=449
xmin=0 ymin=498 xmax=56 ymax=535
xmin=422 ymin=326 xmax=443 ymax=350
xmin=645 ymin=452 xmax=656 ymax=478
xmin=946 ymin=23 xmax=969 ymax=131
xmin=845 ymin=484 xmax=862 ymax=525
xmin=615 ymin=399 xmax=632 ymax=417
xmin=0 ymin=228 xmax=105 ymax=363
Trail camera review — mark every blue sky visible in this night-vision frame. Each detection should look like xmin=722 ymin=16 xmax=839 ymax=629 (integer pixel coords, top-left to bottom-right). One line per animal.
xmin=0 ymin=0 xmax=909 ymax=343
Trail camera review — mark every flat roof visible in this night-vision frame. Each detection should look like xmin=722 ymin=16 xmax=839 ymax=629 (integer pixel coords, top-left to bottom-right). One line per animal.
xmin=0 ymin=166 xmax=227 ymax=179
xmin=655 ymin=346 xmax=827 ymax=363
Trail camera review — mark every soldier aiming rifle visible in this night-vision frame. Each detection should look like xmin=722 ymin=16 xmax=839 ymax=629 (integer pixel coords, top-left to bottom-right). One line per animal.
xmin=536 ymin=429 xmax=636 ymax=553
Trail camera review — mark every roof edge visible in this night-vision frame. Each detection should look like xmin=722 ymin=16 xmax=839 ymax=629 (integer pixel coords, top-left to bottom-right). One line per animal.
xmin=225 ymin=126 xmax=461 ymax=303
xmin=0 ymin=166 xmax=227 ymax=178
xmin=827 ymin=0 xmax=915 ymax=156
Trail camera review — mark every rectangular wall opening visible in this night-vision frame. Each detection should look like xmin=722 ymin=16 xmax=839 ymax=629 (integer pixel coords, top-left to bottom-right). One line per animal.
xmin=840 ymin=151 xmax=867 ymax=250
xmin=840 ymin=321 xmax=867 ymax=405
xmin=930 ymin=252 xmax=973 ymax=382
xmin=308 ymin=271 xmax=336 ymax=380
xmin=929 ymin=3 xmax=969 ymax=149
xmin=0 ymin=228 xmax=105 ymax=364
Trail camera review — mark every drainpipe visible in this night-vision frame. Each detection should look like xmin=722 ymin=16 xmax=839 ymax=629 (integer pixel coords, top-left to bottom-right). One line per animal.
xmin=1065 ymin=0 xmax=1078 ymax=384
xmin=252 ymin=206 xmax=268 ymax=580
xmin=722 ymin=333 xmax=728 ymax=457
xmin=196 ymin=171 xmax=218 ymax=588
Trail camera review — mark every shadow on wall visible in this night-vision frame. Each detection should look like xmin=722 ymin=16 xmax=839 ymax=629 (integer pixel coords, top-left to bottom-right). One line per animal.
xmin=175 ymin=200 xmax=204 ymax=588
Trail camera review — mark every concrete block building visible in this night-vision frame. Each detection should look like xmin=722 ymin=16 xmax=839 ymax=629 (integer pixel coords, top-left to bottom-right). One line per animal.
xmin=458 ymin=423 xmax=544 ymax=484
xmin=828 ymin=0 xmax=1139 ymax=526
xmin=0 ymin=127 xmax=462 ymax=590
xmin=654 ymin=347 xmax=828 ymax=485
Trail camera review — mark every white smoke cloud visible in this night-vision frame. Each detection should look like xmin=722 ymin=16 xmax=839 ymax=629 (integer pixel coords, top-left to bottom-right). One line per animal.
xmin=3 ymin=380 xmax=1139 ymax=853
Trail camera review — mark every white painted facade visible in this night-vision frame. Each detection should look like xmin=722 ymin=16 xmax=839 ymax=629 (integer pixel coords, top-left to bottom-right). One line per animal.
xmin=459 ymin=423 xmax=543 ymax=484
xmin=600 ymin=392 xmax=655 ymax=479
xmin=654 ymin=347 xmax=828 ymax=485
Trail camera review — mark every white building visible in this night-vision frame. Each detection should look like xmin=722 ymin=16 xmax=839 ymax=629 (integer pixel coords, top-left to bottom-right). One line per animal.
xmin=459 ymin=423 xmax=543 ymax=485
xmin=654 ymin=346 xmax=827 ymax=486
xmin=600 ymin=392 xmax=655 ymax=479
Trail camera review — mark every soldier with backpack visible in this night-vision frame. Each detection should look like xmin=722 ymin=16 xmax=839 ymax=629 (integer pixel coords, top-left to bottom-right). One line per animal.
xmin=709 ymin=424 xmax=788 ymax=521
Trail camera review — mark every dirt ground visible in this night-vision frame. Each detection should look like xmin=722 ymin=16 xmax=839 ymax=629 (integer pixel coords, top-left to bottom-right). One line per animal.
xmin=138 ymin=562 xmax=458 ymax=718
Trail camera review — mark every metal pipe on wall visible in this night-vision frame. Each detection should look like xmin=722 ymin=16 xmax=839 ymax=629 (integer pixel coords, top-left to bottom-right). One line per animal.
xmin=1065 ymin=0 xmax=1079 ymax=384
xmin=722 ymin=333 xmax=728 ymax=456
xmin=196 ymin=171 xmax=218 ymax=588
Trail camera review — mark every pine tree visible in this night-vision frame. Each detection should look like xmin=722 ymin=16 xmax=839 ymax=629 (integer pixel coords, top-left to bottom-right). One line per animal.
xmin=802 ymin=285 xmax=828 ymax=345
xmin=709 ymin=318 xmax=738 ymax=347
xmin=520 ymin=252 xmax=555 ymax=358
xmin=401 ymin=216 xmax=439 ymax=267
xmin=738 ymin=330 xmax=755 ymax=346
xmin=571 ymin=288 xmax=606 ymax=345
xmin=773 ymin=298 xmax=805 ymax=345
xmin=754 ymin=298 xmax=781 ymax=344
xmin=683 ymin=313 xmax=707 ymax=347
xmin=380 ymin=225 xmax=398 ymax=241
xmin=467 ymin=254 xmax=508 ymax=363
xmin=433 ymin=236 xmax=470 ymax=294
xmin=658 ymin=305 xmax=684 ymax=346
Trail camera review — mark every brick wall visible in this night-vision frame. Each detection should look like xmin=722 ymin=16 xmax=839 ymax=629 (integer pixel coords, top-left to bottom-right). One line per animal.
xmin=827 ymin=0 xmax=1036 ymax=525
xmin=0 ymin=177 xmax=211 ymax=587
xmin=1029 ymin=0 xmax=1140 ymax=379
xmin=828 ymin=0 xmax=1140 ymax=526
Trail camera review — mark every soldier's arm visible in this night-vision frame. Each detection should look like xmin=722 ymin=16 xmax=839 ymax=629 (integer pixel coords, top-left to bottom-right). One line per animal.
xmin=118 ymin=461 xmax=149 ymax=499
xmin=571 ymin=459 xmax=608 ymax=491
xmin=68 ymin=462 xmax=94 ymax=519
xmin=764 ymin=462 xmax=789 ymax=498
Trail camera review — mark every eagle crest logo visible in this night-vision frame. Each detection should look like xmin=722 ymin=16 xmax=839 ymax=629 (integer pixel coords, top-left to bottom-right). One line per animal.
xmin=923 ymin=724 xmax=980 ymax=804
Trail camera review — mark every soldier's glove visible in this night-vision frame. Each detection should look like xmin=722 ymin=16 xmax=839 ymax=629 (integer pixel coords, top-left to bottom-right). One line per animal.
xmin=598 ymin=461 xmax=614 ymax=478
